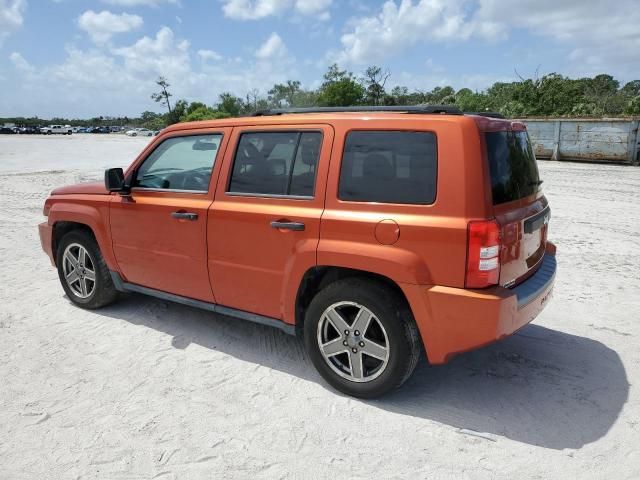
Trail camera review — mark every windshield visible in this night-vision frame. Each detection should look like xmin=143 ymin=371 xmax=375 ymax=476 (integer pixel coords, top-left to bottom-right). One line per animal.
xmin=485 ymin=131 xmax=541 ymax=205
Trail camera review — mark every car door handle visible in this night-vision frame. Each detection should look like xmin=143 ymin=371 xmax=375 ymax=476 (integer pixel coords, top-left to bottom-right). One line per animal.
xmin=270 ymin=221 xmax=305 ymax=231
xmin=171 ymin=211 xmax=198 ymax=221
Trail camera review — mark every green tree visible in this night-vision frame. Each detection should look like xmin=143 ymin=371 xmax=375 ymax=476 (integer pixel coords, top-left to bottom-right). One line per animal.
xmin=217 ymin=92 xmax=243 ymax=117
xmin=363 ymin=66 xmax=390 ymax=105
xmin=317 ymin=64 xmax=365 ymax=106
xmin=268 ymin=80 xmax=302 ymax=107
xmin=151 ymin=77 xmax=173 ymax=114
xmin=166 ymin=99 xmax=188 ymax=125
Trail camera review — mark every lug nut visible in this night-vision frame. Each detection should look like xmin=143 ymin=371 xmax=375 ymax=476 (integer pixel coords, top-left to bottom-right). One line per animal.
xmin=343 ymin=341 xmax=348 ymax=346
xmin=359 ymin=341 xmax=365 ymax=347
xmin=354 ymin=330 xmax=360 ymax=336
xmin=344 ymin=330 xmax=349 ymax=335
xmin=352 ymin=348 xmax=357 ymax=353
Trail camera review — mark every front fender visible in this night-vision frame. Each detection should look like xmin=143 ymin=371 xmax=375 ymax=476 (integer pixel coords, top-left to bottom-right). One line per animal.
xmin=47 ymin=195 xmax=118 ymax=271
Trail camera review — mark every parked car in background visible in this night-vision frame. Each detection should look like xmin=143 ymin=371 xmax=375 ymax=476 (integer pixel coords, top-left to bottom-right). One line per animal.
xmin=18 ymin=127 xmax=38 ymax=134
xmin=125 ymin=128 xmax=153 ymax=137
xmin=0 ymin=127 xmax=16 ymax=134
xmin=88 ymin=126 xmax=110 ymax=134
xmin=38 ymin=105 xmax=556 ymax=398
xmin=40 ymin=125 xmax=73 ymax=135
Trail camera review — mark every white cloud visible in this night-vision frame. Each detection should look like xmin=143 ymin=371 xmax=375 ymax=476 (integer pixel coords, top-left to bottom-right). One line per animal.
xmin=198 ymin=49 xmax=222 ymax=61
xmin=0 ymin=0 xmax=26 ymax=46
xmin=335 ymin=0 xmax=496 ymax=65
xmin=102 ymin=0 xmax=178 ymax=6
xmin=5 ymin=25 xmax=301 ymax=117
xmin=473 ymin=0 xmax=640 ymax=78
xmin=112 ymin=26 xmax=190 ymax=78
xmin=222 ymin=0 xmax=332 ymax=20
xmin=9 ymin=51 xmax=34 ymax=74
xmin=255 ymin=32 xmax=288 ymax=60
xmin=78 ymin=10 xmax=143 ymax=45
xmin=335 ymin=0 xmax=640 ymax=79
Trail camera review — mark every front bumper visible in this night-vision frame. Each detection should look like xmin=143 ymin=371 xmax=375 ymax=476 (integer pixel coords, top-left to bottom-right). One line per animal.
xmin=405 ymin=244 xmax=557 ymax=364
xmin=38 ymin=221 xmax=55 ymax=266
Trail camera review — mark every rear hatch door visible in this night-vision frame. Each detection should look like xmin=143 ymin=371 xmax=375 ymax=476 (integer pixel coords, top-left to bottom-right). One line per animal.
xmin=484 ymin=127 xmax=549 ymax=287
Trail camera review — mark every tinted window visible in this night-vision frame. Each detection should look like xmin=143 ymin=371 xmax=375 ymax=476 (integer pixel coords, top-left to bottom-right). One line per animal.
xmin=135 ymin=134 xmax=222 ymax=192
xmin=228 ymin=131 xmax=322 ymax=197
xmin=485 ymin=131 xmax=541 ymax=205
xmin=339 ymin=131 xmax=437 ymax=204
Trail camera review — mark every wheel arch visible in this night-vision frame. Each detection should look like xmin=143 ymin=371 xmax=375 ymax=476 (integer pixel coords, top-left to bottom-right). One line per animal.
xmin=294 ymin=266 xmax=412 ymax=335
xmin=48 ymin=200 xmax=117 ymax=271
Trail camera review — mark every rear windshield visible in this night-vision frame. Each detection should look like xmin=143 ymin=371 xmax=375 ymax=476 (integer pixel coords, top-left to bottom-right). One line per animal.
xmin=485 ymin=131 xmax=541 ymax=205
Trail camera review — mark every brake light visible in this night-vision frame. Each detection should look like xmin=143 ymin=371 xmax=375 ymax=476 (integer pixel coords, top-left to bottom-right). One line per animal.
xmin=466 ymin=219 xmax=501 ymax=288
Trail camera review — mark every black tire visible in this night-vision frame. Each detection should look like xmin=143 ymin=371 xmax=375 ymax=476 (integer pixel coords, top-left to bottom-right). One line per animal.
xmin=56 ymin=230 xmax=119 ymax=309
xmin=304 ymin=278 xmax=421 ymax=398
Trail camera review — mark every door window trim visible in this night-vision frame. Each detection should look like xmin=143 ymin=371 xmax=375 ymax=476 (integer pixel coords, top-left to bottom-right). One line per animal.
xmin=132 ymin=132 xmax=225 ymax=194
xmin=225 ymin=129 xmax=324 ymax=200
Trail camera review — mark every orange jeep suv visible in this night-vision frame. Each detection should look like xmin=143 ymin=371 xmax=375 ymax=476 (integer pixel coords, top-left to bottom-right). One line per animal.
xmin=38 ymin=106 xmax=556 ymax=398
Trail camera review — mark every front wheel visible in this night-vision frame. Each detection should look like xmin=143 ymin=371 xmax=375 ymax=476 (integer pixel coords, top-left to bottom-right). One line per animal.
xmin=304 ymin=279 xmax=421 ymax=398
xmin=56 ymin=230 xmax=119 ymax=309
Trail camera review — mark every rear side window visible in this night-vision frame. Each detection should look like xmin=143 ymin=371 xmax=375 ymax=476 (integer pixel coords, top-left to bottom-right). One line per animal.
xmin=228 ymin=131 xmax=322 ymax=197
xmin=339 ymin=131 xmax=437 ymax=205
xmin=485 ymin=131 xmax=541 ymax=205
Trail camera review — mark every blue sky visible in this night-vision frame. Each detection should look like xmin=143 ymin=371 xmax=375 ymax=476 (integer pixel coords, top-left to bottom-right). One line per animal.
xmin=1 ymin=0 xmax=638 ymax=118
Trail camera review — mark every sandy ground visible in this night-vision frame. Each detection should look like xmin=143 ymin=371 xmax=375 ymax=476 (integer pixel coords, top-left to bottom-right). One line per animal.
xmin=0 ymin=134 xmax=639 ymax=479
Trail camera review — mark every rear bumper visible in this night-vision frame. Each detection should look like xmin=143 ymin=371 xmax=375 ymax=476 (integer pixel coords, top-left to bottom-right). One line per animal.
xmin=38 ymin=221 xmax=55 ymax=266
xmin=405 ymin=244 xmax=557 ymax=364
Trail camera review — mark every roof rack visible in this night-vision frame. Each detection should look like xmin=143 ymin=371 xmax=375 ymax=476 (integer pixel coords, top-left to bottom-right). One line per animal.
xmin=465 ymin=111 xmax=505 ymax=119
xmin=252 ymin=105 xmax=463 ymax=116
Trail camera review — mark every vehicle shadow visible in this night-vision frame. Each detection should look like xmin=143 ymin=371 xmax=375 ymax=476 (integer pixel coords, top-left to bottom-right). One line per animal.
xmin=97 ymin=293 xmax=628 ymax=450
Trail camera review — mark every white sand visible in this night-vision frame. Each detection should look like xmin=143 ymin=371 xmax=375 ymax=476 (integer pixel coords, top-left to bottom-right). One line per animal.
xmin=0 ymin=134 xmax=639 ymax=479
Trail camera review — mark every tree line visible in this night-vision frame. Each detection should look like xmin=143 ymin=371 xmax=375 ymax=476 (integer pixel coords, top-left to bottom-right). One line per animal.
xmin=3 ymin=64 xmax=639 ymax=129
xmin=147 ymin=65 xmax=640 ymax=128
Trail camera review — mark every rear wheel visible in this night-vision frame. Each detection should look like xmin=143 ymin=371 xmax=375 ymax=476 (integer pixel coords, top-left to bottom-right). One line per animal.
xmin=56 ymin=230 xmax=118 ymax=309
xmin=304 ymin=278 xmax=421 ymax=398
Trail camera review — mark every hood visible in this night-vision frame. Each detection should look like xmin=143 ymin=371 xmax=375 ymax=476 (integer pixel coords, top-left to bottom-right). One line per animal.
xmin=51 ymin=181 xmax=109 ymax=196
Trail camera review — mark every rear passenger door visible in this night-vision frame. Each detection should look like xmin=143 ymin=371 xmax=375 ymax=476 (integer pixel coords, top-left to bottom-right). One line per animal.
xmin=208 ymin=125 xmax=333 ymax=322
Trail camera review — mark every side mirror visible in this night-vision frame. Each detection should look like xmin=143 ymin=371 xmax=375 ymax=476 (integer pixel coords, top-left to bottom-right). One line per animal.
xmin=105 ymin=168 xmax=126 ymax=192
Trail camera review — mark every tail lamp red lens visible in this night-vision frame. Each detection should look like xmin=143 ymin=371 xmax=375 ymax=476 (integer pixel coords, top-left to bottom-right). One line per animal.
xmin=466 ymin=219 xmax=501 ymax=288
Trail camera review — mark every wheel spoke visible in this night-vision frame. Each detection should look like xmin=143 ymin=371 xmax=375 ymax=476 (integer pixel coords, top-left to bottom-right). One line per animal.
xmin=84 ymin=268 xmax=96 ymax=282
xmin=66 ymin=270 xmax=80 ymax=285
xmin=64 ymin=250 xmax=78 ymax=268
xmin=321 ymin=337 xmax=348 ymax=357
xmin=362 ymin=339 xmax=388 ymax=361
xmin=349 ymin=351 xmax=364 ymax=379
xmin=326 ymin=308 xmax=350 ymax=333
xmin=78 ymin=248 xmax=86 ymax=267
xmin=79 ymin=278 xmax=88 ymax=297
xmin=352 ymin=308 xmax=372 ymax=335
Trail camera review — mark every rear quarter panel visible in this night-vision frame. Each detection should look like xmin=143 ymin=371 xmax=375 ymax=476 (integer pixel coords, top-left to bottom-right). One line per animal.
xmin=318 ymin=116 xmax=490 ymax=287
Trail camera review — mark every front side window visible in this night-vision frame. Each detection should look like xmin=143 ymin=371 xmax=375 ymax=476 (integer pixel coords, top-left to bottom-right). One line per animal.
xmin=339 ymin=131 xmax=437 ymax=205
xmin=228 ymin=131 xmax=322 ymax=197
xmin=135 ymin=134 xmax=222 ymax=192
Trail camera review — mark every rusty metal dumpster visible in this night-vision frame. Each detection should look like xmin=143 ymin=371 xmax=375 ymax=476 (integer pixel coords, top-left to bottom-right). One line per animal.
xmin=521 ymin=118 xmax=640 ymax=165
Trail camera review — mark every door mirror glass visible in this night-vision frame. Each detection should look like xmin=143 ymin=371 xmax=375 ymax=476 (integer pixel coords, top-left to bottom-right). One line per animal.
xmin=105 ymin=167 xmax=125 ymax=192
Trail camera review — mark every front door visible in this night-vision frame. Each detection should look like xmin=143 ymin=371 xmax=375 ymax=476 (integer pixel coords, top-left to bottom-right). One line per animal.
xmin=208 ymin=125 xmax=333 ymax=320
xmin=110 ymin=130 xmax=229 ymax=302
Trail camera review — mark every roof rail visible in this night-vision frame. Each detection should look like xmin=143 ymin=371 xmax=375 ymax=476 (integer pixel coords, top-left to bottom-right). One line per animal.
xmin=465 ymin=111 xmax=506 ymax=119
xmin=252 ymin=105 xmax=463 ymax=116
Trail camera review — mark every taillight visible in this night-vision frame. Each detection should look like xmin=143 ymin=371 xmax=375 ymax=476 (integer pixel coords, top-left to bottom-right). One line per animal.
xmin=465 ymin=219 xmax=501 ymax=288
